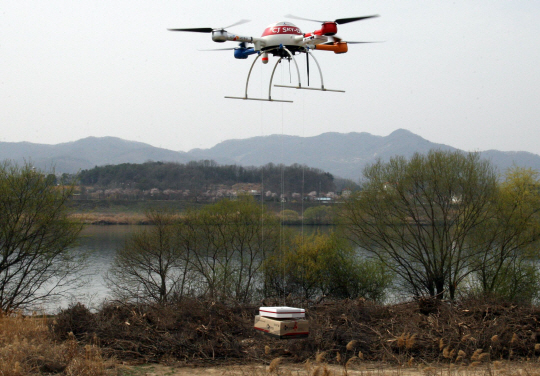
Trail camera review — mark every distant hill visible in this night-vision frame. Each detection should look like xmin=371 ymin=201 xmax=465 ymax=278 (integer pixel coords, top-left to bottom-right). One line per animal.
xmin=189 ymin=129 xmax=540 ymax=179
xmin=2 ymin=130 xmax=540 ymax=179
xmin=188 ymin=129 xmax=456 ymax=179
xmin=0 ymin=137 xmax=191 ymax=173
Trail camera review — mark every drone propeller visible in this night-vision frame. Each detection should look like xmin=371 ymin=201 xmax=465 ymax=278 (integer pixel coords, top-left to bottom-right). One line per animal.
xmin=328 ymin=35 xmax=380 ymax=44
xmin=346 ymin=41 xmax=379 ymax=44
xmin=285 ymin=14 xmax=379 ymax=25
xmin=168 ymin=19 xmax=250 ymax=33
xmin=198 ymin=42 xmax=249 ymax=51
xmin=198 ymin=47 xmax=236 ymax=51
xmin=169 ymin=27 xmax=213 ymax=33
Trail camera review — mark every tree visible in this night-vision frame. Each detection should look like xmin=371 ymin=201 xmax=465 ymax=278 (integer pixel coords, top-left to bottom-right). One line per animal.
xmin=0 ymin=161 xmax=84 ymax=311
xmin=177 ymin=196 xmax=280 ymax=303
xmin=107 ymin=196 xmax=280 ymax=304
xmin=338 ymin=150 xmax=499 ymax=300
xmin=280 ymin=209 xmax=300 ymax=224
xmin=77 ymin=161 xmax=336 ymax=199
xmin=106 ymin=209 xmax=191 ymax=303
xmin=469 ymin=167 xmax=540 ymax=302
xmin=303 ymin=205 xmax=334 ymax=225
xmin=263 ymin=231 xmax=392 ymax=301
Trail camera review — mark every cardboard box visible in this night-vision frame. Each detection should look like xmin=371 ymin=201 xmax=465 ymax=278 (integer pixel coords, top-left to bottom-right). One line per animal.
xmin=259 ymin=306 xmax=305 ymax=319
xmin=254 ymin=315 xmax=309 ymax=339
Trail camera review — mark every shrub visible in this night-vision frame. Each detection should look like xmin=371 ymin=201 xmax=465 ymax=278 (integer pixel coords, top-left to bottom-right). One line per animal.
xmin=263 ymin=231 xmax=392 ymax=301
xmin=303 ymin=205 xmax=334 ymax=225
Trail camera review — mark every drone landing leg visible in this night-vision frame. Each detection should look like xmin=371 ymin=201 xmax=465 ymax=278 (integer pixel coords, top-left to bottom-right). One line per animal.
xmin=225 ymin=48 xmax=293 ymax=103
xmin=275 ymin=50 xmax=345 ymax=93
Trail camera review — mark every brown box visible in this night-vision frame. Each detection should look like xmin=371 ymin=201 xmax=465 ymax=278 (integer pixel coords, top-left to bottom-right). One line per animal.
xmin=254 ymin=315 xmax=309 ymax=339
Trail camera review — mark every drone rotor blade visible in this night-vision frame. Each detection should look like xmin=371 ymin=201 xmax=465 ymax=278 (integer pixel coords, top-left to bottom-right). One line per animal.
xmin=168 ymin=27 xmax=213 ymax=33
xmin=285 ymin=14 xmax=379 ymax=25
xmin=223 ymin=19 xmax=251 ymax=29
xmin=346 ymin=41 xmax=380 ymax=44
xmin=198 ymin=47 xmax=237 ymax=51
xmin=335 ymin=15 xmax=379 ymax=24
xmin=168 ymin=20 xmax=250 ymax=34
xmin=199 ymin=42 xmax=250 ymax=52
xmin=329 ymin=35 xmax=380 ymax=44
xmin=284 ymin=14 xmax=324 ymax=23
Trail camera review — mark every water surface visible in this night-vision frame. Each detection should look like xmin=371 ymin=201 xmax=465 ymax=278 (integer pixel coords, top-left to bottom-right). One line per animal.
xmin=53 ymin=224 xmax=332 ymax=312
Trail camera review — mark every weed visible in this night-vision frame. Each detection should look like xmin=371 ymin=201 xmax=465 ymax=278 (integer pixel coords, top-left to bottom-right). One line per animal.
xmin=0 ymin=312 xmax=113 ymax=375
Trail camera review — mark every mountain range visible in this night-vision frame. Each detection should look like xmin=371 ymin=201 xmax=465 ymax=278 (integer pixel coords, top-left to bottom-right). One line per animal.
xmin=1 ymin=129 xmax=539 ymax=180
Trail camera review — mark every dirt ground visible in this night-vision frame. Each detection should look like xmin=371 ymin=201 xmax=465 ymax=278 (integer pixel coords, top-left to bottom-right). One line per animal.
xmin=117 ymin=363 xmax=379 ymax=375
xmin=116 ymin=361 xmax=540 ymax=376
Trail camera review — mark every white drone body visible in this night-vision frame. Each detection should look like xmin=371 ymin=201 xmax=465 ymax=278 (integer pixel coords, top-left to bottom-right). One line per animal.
xmin=169 ymin=15 xmax=379 ymax=102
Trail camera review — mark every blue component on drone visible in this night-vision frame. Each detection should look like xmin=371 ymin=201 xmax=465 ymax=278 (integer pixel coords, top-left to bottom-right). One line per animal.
xmin=234 ymin=47 xmax=257 ymax=59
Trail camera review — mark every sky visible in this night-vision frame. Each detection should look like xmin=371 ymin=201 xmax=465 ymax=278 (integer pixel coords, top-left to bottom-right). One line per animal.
xmin=1 ymin=1 xmax=539 ymax=154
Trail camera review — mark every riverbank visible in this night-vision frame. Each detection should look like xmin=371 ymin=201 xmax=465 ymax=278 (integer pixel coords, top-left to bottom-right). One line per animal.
xmin=68 ymin=199 xmax=335 ymax=225
xmin=55 ymin=297 xmax=540 ymax=365
xmin=68 ymin=199 xmax=194 ymax=224
xmin=3 ymin=296 xmax=540 ymax=375
xmin=70 ymin=212 xmax=150 ymax=225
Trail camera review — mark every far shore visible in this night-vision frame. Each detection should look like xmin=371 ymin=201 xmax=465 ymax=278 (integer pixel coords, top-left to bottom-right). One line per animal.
xmin=68 ymin=199 xmax=336 ymax=225
xmin=69 ymin=212 xmax=333 ymax=226
xmin=70 ymin=212 xmax=151 ymax=225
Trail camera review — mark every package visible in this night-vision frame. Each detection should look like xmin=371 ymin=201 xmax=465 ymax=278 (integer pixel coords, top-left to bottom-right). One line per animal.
xmin=254 ymin=314 xmax=309 ymax=339
xmin=259 ymin=306 xmax=305 ymax=319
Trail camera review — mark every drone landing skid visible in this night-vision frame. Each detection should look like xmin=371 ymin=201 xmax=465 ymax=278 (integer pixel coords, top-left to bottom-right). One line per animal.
xmin=274 ymin=85 xmax=345 ymax=93
xmin=224 ymin=96 xmax=293 ymax=103
xmin=225 ymin=47 xmax=343 ymax=103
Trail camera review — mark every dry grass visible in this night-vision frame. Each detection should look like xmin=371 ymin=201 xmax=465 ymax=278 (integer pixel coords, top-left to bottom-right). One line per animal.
xmin=0 ymin=312 xmax=114 ymax=375
xmin=7 ymin=296 xmax=540 ymax=376
xmin=268 ymin=357 xmax=281 ymax=373
xmin=51 ymin=297 xmax=540 ymax=367
xmin=70 ymin=212 xmax=149 ymax=225
xmin=316 ymin=352 xmax=327 ymax=363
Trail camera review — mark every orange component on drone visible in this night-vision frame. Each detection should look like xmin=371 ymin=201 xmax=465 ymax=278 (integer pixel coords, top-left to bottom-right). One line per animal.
xmin=314 ymin=42 xmax=348 ymax=54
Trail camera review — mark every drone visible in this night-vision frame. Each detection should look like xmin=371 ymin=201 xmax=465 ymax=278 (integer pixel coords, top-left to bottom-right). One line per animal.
xmin=169 ymin=14 xmax=379 ymax=102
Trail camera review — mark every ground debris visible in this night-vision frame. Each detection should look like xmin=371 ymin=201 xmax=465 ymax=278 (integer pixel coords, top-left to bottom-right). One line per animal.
xmin=52 ymin=296 xmax=540 ymax=365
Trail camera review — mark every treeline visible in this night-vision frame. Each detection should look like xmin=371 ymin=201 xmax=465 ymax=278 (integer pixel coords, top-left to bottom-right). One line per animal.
xmin=78 ymin=160 xmax=336 ymax=195
xmin=105 ymin=148 xmax=540 ymax=306
xmin=106 ymin=197 xmax=390 ymax=305
xmin=4 ymin=150 xmax=540 ymax=314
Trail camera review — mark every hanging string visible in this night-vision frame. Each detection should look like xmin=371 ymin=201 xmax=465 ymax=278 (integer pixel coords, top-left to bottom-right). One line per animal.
xmin=288 ymin=58 xmax=292 ymax=84
xmin=259 ymin=59 xmax=265 ymax=297
xmin=301 ymin=90 xmax=305 ymax=240
xmin=300 ymin=78 xmax=306 ymax=301
xmin=280 ymin=61 xmax=286 ymax=306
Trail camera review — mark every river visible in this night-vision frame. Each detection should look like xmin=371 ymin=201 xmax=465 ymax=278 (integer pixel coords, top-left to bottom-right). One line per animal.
xmin=49 ymin=224 xmax=330 ymax=312
xmin=58 ymin=225 xmax=141 ymax=311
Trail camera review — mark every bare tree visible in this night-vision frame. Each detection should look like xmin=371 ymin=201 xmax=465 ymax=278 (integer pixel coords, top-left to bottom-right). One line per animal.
xmin=108 ymin=197 xmax=280 ymax=304
xmin=177 ymin=196 xmax=280 ymax=303
xmin=106 ymin=209 xmax=192 ymax=303
xmin=338 ymin=150 xmax=498 ymax=299
xmin=0 ymin=161 xmax=84 ymax=311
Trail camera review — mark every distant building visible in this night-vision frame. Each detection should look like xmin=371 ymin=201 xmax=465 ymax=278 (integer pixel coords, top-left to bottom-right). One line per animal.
xmin=315 ymin=197 xmax=332 ymax=203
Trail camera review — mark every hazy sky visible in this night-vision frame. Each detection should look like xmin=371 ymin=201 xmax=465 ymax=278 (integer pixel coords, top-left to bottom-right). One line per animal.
xmin=1 ymin=1 xmax=539 ymax=154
